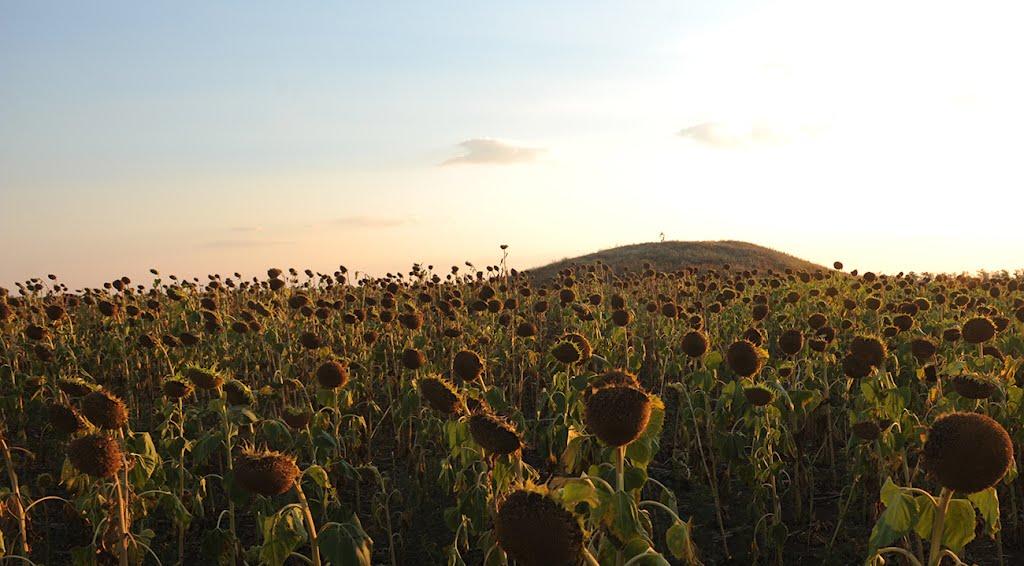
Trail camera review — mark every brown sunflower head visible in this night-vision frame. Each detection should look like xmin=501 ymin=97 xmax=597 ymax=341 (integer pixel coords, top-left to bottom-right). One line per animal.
xmin=58 ymin=377 xmax=97 ymax=397
xmin=942 ymin=328 xmax=962 ymax=343
xmin=418 ymin=376 xmax=463 ymax=415
xmin=611 ymin=309 xmax=633 ymax=327
xmin=778 ymin=329 xmax=804 ymax=356
xmin=852 ymin=420 xmax=882 ymax=441
xmin=315 ymin=360 xmax=350 ymax=389
xmin=234 ymin=449 xmax=301 ymax=496
xmin=726 ymin=340 xmax=767 ymax=377
xmin=551 ymin=340 xmax=582 ymax=365
xmin=453 ymin=350 xmax=484 ymax=382
xmin=564 ymin=333 xmax=592 ymax=361
xmin=495 ymin=490 xmax=583 ymax=566
xmin=68 ymin=433 xmax=123 ymax=478
xmin=398 ymin=311 xmax=424 ymax=330
xmin=81 ymin=390 xmax=128 ymax=430
xmin=589 ymin=369 xmax=640 ymax=392
xmin=584 ymin=385 xmax=652 ymax=447
xmin=224 ymin=379 xmax=254 ymax=406
xmin=962 ymin=317 xmax=997 ymax=344
xmin=162 ymin=377 xmax=193 ymax=399
xmin=185 ymin=365 xmax=223 ymax=390
xmin=850 ymin=335 xmax=887 ymax=368
xmin=910 ymin=338 xmax=937 ymax=361
xmin=743 ymin=385 xmax=775 ymax=407
xmin=298 ymin=331 xmax=323 ymax=350
xmin=401 ymin=348 xmax=427 ymax=370
xmin=680 ymin=330 xmax=709 ymax=358
xmin=282 ymin=407 xmax=312 ymax=429
xmin=515 ymin=322 xmax=538 ymax=337
xmin=951 ymin=374 xmax=997 ymax=400
xmin=468 ymin=412 xmax=521 ymax=455
xmin=842 ymin=353 xmax=873 ymax=379
xmin=49 ymin=403 xmax=86 ymax=435
xmin=923 ymin=412 xmax=1012 ymax=494
xmin=44 ymin=304 xmax=66 ymax=321
xmin=25 ymin=324 xmax=47 ymax=341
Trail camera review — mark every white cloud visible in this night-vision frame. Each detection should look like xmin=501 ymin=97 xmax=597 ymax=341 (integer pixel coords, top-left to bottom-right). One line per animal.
xmin=203 ymin=239 xmax=293 ymax=249
xmin=677 ymin=121 xmax=821 ymax=148
xmin=331 ymin=215 xmax=414 ymax=228
xmin=442 ymin=138 xmax=545 ymax=165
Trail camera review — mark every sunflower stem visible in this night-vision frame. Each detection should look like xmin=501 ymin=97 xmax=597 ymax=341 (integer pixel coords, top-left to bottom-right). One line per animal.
xmin=616 ymin=445 xmax=625 ymax=492
xmin=294 ymin=482 xmax=321 ymax=566
xmin=927 ymin=488 xmax=953 ymax=566
xmin=113 ymin=462 xmax=130 ymax=566
xmin=0 ymin=437 xmax=28 ymax=557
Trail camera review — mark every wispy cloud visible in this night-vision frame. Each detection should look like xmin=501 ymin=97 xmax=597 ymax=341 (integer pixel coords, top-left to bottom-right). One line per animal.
xmin=203 ymin=239 xmax=293 ymax=249
xmin=442 ymin=138 xmax=545 ymax=165
xmin=678 ymin=121 xmax=822 ymax=148
xmin=331 ymin=215 xmax=414 ymax=229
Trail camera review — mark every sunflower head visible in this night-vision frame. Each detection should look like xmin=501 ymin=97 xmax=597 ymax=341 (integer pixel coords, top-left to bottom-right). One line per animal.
xmin=68 ymin=433 xmax=123 ymax=478
xmin=418 ymin=376 xmax=463 ymax=416
xmin=584 ymin=385 xmax=652 ymax=447
xmin=743 ymin=385 xmax=775 ymax=407
xmin=923 ymin=412 xmax=1012 ymax=494
xmin=495 ymin=489 xmax=583 ymax=566
xmin=234 ymin=449 xmax=301 ymax=496
xmin=726 ymin=340 xmax=768 ymax=377
xmin=315 ymin=360 xmax=350 ymax=389
xmin=81 ymin=390 xmax=128 ymax=430
xmin=468 ymin=412 xmax=521 ymax=455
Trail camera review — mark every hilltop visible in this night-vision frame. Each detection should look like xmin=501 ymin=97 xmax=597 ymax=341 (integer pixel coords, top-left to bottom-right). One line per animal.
xmin=526 ymin=240 xmax=824 ymax=279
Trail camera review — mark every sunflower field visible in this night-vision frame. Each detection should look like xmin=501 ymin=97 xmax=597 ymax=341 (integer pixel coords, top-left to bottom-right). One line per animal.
xmin=1 ymin=257 xmax=1023 ymax=565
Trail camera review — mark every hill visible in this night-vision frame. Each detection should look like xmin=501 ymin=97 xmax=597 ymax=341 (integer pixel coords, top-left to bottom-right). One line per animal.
xmin=526 ymin=240 xmax=824 ymax=280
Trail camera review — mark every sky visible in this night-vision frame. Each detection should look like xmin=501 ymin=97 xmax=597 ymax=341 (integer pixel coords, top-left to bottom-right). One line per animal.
xmin=2 ymin=0 xmax=1023 ymax=288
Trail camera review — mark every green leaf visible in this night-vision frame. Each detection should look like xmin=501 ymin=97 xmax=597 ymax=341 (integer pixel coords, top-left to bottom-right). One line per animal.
xmin=261 ymin=419 xmax=293 ymax=450
xmin=318 ymin=516 xmax=374 ymax=566
xmin=200 ymin=528 xmax=235 ymax=566
xmin=191 ymin=431 xmax=224 ymax=466
xmin=968 ymin=488 xmax=1000 ymax=536
xmin=304 ymin=464 xmax=331 ymax=490
xmin=666 ymin=519 xmax=701 ymax=564
xmin=626 ymin=395 xmax=665 ymax=468
xmin=914 ymin=498 xmax=976 ymax=554
xmin=621 ymin=538 xmax=670 ymax=565
xmin=159 ymin=492 xmax=192 ymax=528
xmin=605 ymin=491 xmax=648 ymax=544
xmin=259 ymin=506 xmax=307 ymax=566
xmin=942 ymin=499 xmax=977 ymax=554
xmin=125 ymin=432 xmax=160 ymax=487
xmin=705 ymin=351 xmax=723 ymax=370
xmin=624 ymin=465 xmax=648 ymax=492
xmin=70 ymin=545 xmax=99 ymax=566
xmin=560 ymin=432 xmax=587 ymax=472
xmin=867 ymin=478 xmax=919 ymax=553
xmin=559 ymin=478 xmax=600 ymax=509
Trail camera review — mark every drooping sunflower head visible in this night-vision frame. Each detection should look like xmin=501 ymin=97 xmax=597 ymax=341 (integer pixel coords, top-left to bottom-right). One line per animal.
xmin=584 ymin=385 xmax=652 ymax=447
xmin=923 ymin=412 xmax=1012 ymax=494
xmin=68 ymin=433 xmax=123 ymax=479
xmin=234 ymin=448 xmax=301 ymax=496
xmin=726 ymin=340 xmax=767 ymax=377
xmin=468 ymin=412 xmax=521 ymax=455
xmin=81 ymin=390 xmax=128 ymax=430
xmin=495 ymin=489 xmax=583 ymax=566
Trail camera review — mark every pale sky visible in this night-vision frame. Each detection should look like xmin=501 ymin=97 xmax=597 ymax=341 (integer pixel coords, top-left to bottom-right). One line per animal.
xmin=2 ymin=0 xmax=1023 ymax=288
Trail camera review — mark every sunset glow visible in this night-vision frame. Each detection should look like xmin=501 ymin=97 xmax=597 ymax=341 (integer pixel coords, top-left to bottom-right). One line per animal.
xmin=3 ymin=0 xmax=1022 ymax=286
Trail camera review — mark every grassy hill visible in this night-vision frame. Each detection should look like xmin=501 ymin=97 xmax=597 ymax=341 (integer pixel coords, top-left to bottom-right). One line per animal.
xmin=526 ymin=240 xmax=824 ymax=280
